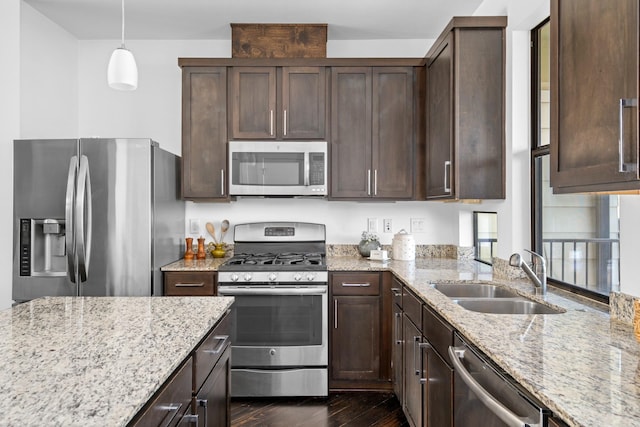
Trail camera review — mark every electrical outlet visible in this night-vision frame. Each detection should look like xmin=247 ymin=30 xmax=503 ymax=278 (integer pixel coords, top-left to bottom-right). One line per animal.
xmin=368 ymin=218 xmax=378 ymax=233
xmin=410 ymin=218 xmax=427 ymax=233
xmin=189 ymin=219 xmax=200 ymax=234
xmin=383 ymin=219 xmax=392 ymax=233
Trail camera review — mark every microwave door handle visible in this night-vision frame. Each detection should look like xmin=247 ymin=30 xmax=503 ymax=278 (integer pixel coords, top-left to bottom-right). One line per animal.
xmin=304 ymin=152 xmax=310 ymax=186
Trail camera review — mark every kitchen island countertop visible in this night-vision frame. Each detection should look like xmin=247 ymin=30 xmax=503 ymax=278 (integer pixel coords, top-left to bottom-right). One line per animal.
xmin=0 ymin=296 xmax=234 ymax=426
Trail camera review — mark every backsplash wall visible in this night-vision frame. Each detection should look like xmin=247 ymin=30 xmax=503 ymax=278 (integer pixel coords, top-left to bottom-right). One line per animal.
xmin=185 ymin=198 xmax=504 ymax=246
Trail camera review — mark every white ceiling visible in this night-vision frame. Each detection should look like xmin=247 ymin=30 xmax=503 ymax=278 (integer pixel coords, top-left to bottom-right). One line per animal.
xmin=23 ymin=0 xmax=485 ymax=40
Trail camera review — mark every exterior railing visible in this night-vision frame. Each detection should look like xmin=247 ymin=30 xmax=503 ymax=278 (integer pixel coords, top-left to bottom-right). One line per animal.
xmin=542 ymin=238 xmax=619 ymax=294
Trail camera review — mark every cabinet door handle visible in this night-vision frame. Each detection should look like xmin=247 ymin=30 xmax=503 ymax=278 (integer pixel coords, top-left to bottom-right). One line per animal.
xmin=444 ymin=160 xmax=451 ymax=193
xmin=334 ymin=299 xmax=338 ymax=329
xmin=270 ymin=110 xmax=274 ymax=136
xmin=367 ymin=169 xmax=371 ymax=196
xmin=618 ymin=98 xmax=638 ymax=172
xmin=394 ymin=312 xmax=402 ymax=345
xmin=374 ymin=169 xmax=378 ymax=196
xmin=197 ymin=399 xmax=208 ymax=427
xmin=221 ymin=169 xmax=225 ymax=196
xmin=180 ymin=414 xmax=199 ymax=426
xmin=174 ymin=282 xmax=205 ymax=287
xmin=341 ymin=282 xmax=371 ymax=287
xmin=157 ymin=403 xmax=182 ymax=427
xmin=391 ymin=287 xmax=401 ymax=296
xmin=283 ymin=109 xmax=287 ymax=136
xmin=413 ymin=335 xmax=421 ymax=375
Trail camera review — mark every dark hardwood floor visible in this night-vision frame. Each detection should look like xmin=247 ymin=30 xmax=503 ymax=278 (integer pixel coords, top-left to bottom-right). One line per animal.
xmin=231 ymin=392 xmax=409 ymax=427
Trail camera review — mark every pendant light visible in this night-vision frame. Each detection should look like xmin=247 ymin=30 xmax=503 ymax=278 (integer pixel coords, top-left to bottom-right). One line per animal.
xmin=107 ymin=0 xmax=138 ymax=90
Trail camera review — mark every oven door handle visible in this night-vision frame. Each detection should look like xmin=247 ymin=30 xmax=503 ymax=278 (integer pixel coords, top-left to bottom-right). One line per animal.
xmin=218 ymin=286 xmax=327 ymax=296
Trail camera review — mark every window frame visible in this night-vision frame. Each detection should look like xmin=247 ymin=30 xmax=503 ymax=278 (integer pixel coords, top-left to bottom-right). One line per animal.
xmin=530 ymin=18 xmax=610 ymax=304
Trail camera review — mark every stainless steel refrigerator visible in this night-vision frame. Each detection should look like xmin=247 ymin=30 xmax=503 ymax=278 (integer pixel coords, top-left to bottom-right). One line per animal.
xmin=13 ymin=138 xmax=184 ymax=302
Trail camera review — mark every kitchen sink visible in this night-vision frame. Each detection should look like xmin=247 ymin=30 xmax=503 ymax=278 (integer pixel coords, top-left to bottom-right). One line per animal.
xmin=452 ymin=298 xmax=565 ymax=315
xmin=433 ymin=283 xmax=520 ymax=298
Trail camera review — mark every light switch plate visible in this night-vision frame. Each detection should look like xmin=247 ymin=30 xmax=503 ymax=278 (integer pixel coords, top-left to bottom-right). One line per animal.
xmin=410 ymin=218 xmax=427 ymax=233
xmin=368 ymin=218 xmax=378 ymax=233
xmin=189 ymin=219 xmax=200 ymax=234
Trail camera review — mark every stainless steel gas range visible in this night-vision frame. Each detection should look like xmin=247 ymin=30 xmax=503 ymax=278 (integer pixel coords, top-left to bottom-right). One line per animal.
xmin=217 ymin=222 xmax=328 ymax=398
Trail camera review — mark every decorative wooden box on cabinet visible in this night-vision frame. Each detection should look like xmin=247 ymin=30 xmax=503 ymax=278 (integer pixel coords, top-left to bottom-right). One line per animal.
xmin=425 ymin=16 xmax=506 ymax=200
xmin=229 ymin=66 xmax=326 ymax=140
xmin=329 ymin=271 xmax=392 ymax=390
xmin=550 ymin=0 xmax=640 ymax=193
xmin=330 ymin=67 xmax=416 ymax=200
xmin=181 ymin=66 xmax=228 ymax=201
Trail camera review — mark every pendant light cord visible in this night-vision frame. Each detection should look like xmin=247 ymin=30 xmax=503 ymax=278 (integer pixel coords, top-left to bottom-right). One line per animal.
xmin=120 ymin=0 xmax=126 ymax=48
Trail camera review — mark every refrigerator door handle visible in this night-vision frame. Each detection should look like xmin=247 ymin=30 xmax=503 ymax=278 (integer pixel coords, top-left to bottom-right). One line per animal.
xmin=65 ymin=156 xmax=78 ymax=284
xmin=75 ymin=155 xmax=92 ymax=283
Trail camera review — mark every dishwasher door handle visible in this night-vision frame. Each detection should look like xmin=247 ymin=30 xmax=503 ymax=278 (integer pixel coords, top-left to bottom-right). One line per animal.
xmin=448 ymin=346 xmax=535 ymax=427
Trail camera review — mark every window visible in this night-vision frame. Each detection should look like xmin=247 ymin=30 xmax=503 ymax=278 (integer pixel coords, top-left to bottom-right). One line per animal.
xmin=474 ymin=212 xmax=497 ymax=265
xmin=531 ymin=19 xmax=619 ymax=302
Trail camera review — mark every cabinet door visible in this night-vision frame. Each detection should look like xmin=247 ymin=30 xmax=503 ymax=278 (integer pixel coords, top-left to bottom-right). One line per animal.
xmin=196 ymin=345 xmax=231 ymax=427
xmin=426 ymin=35 xmax=453 ymax=199
xmin=230 ymin=67 xmax=277 ymax=139
xmin=331 ymin=295 xmax=381 ymax=382
xmin=182 ymin=67 xmax=228 ymax=200
xmin=392 ymin=303 xmax=404 ymax=403
xmin=402 ymin=316 xmax=422 ymax=427
xmin=372 ymin=67 xmax=415 ymax=199
xmin=422 ymin=346 xmax=453 ymax=427
xmin=330 ymin=67 xmax=372 ymax=198
xmin=550 ymin=0 xmax=639 ymax=192
xmin=282 ymin=67 xmax=326 ymax=139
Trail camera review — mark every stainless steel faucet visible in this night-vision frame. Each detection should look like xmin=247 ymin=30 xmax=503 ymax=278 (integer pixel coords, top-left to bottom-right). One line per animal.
xmin=509 ymin=250 xmax=547 ymax=295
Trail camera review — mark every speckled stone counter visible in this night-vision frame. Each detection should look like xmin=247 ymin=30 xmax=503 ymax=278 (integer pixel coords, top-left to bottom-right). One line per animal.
xmin=162 ymin=256 xmax=230 ymax=271
xmin=329 ymin=256 xmax=639 ymax=427
xmin=160 ymin=254 xmax=640 ymax=426
xmin=0 ymin=296 xmax=234 ymax=427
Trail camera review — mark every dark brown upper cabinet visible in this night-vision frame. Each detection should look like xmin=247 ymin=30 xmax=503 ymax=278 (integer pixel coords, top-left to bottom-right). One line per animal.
xmin=330 ymin=67 xmax=415 ymax=200
xmin=229 ymin=66 xmax=326 ymax=140
xmin=425 ymin=17 xmax=506 ymax=201
xmin=550 ymin=0 xmax=639 ymax=193
xmin=181 ymin=66 xmax=229 ymax=201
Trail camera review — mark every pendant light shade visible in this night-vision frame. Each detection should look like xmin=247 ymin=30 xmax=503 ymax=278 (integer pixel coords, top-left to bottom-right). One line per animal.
xmin=108 ymin=0 xmax=137 ymax=90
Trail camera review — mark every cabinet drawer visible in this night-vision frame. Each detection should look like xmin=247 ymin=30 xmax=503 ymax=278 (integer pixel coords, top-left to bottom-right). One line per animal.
xmin=403 ymin=288 xmax=422 ymax=326
xmin=164 ymin=272 xmax=216 ymax=296
xmin=422 ymin=304 xmax=453 ymax=360
xmin=391 ymin=276 xmax=403 ymax=308
xmin=194 ymin=312 xmax=231 ymax=392
xmin=131 ymin=357 xmax=193 ymax=427
xmin=331 ymin=272 xmax=380 ymax=296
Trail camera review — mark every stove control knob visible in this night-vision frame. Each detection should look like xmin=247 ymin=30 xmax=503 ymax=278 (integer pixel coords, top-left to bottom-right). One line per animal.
xmin=230 ymin=274 xmax=239 ymax=282
xmin=293 ymin=273 xmax=303 ymax=281
xmin=243 ymin=273 xmax=252 ymax=282
xmin=306 ymin=273 xmax=316 ymax=281
xmin=268 ymin=273 xmax=278 ymax=282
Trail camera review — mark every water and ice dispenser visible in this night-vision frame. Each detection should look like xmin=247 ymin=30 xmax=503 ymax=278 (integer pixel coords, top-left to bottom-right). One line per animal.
xmin=19 ymin=218 xmax=67 ymax=277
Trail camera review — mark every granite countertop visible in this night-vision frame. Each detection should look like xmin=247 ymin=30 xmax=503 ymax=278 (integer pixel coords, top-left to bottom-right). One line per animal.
xmin=0 ymin=296 xmax=234 ymax=427
xmin=160 ymin=254 xmax=640 ymax=426
xmin=162 ymin=256 xmax=230 ymax=271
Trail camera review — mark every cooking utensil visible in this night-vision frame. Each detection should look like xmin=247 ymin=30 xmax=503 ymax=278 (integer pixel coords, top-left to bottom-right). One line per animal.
xmin=220 ymin=219 xmax=230 ymax=242
xmin=206 ymin=222 xmax=218 ymax=244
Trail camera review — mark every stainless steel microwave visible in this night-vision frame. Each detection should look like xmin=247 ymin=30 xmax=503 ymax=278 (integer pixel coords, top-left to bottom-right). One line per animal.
xmin=228 ymin=141 xmax=328 ymax=197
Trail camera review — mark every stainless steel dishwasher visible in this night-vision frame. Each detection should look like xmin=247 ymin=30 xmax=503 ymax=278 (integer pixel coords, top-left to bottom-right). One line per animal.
xmin=449 ymin=333 xmax=552 ymax=427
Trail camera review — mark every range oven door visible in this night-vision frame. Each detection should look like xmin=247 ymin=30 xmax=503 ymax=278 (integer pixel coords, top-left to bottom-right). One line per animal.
xmin=217 ymin=285 xmax=328 ymax=367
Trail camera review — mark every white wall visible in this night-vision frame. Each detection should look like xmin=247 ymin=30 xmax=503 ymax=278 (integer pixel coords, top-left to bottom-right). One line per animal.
xmin=20 ymin=2 xmax=77 ymax=138
xmin=0 ymin=0 xmax=21 ymax=309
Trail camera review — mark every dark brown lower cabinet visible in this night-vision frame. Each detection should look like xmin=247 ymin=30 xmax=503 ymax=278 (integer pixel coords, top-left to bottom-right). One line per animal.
xmin=330 ymin=272 xmax=391 ymax=390
xmin=195 ymin=345 xmax=231 ymax=427
xmin=422 ymin=343 xmax=453 ymax=427
xmin=392 ymin=302 xmax=404 ymax=403
xmin=163 ymin=271 xmax=217 ymax=296
xmin=402 ymin=315 xmax=423 ymax=427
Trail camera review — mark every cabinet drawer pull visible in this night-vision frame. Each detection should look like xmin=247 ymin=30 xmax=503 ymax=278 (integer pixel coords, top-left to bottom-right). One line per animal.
xmin=157 ymin=403 xmax=182 ymax=427
xmin=618 ymin=98 xmax=638 ymax=172
xmin=341 ymin=282 xmax=371 ymax=287
xmin=203 ymin=335 xmax=228 ymax=355
xmin=444 ymin=160 xmax=451 ymax=193
xmin=334 ymin=299 xmax=338 ymax=329
xmin=394 ymin=312 xmax=402 ymax=345
xmin=413 ymin=335 xmax=421 ymax=376
xmin=391 ymin=287 xmax=401 ymax=296
xmin=180 ymin=414 xmax=198 ymax=426
xmin=174 ymin=282 xmax=205 ymax=287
